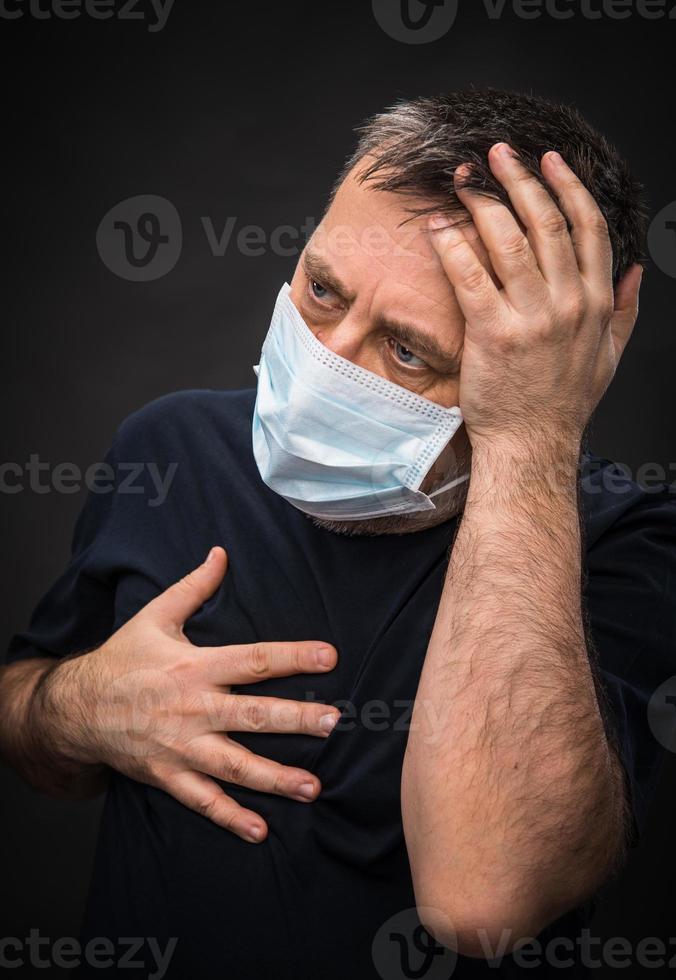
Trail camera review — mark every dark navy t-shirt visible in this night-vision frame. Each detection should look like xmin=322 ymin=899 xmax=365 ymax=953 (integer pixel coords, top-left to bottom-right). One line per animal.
xmin=7 ymin=388 xmax=676 ymax=979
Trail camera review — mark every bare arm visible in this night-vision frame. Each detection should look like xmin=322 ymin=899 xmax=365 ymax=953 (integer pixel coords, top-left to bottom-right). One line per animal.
xmin=402 ymin=442 xmax=628 ymax=956
xmin=0 ymin=655 xmax=109 ymax=797
xmin=401 ymin=143 xmax=642 ymax=956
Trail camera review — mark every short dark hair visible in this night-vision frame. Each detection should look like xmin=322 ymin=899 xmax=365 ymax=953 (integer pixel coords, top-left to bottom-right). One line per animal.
xmin=334 ymin=88 xmax=646 ymax=284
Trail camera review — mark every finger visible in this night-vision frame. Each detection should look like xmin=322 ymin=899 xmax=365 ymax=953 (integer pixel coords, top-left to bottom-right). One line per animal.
xmin=146 ymin=546 xmax=228 ymax=629
xmin=609 ymin=264 xmax=643 ymax=360
xmin=540 ymin=151 xmax=613 ymax=290
xmin=201 ymin=640 xmax=338 ymax=685
xmin=486 ymin=142 xmax=579 ymax=290
xmin=453 ymin=163 xmax=546 ymax=307
xmin=188 ymin=734 xmax=323 ymax=804
xmin=161 ymin=769 xmax=267 ymax=843
xmin=428 ymin=216 xmax=503 ymax=329
xmin=454 ymin=220 xmax=504 ymax=290
xmin=225 ymin=694 xmax=340 ymax=737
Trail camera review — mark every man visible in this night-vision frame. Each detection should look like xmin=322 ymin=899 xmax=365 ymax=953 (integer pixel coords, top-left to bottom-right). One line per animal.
xmin=1 ymin=89 xmax=675 ymax=978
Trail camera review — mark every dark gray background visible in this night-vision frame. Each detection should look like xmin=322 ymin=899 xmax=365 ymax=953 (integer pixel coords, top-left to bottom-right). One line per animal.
xmin=1 ymin=1 xmax=675 ymax=975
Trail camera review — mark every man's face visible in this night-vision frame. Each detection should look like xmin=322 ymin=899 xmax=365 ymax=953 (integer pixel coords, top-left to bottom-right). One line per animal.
xmin=287 ymin=163 xmax=490 ymax=534
xmin=290 ymin=164 xmax=467 ymax=409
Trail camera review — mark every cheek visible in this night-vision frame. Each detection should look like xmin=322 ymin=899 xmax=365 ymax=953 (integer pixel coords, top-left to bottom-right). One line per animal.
xmin=423 ymin=377 xmax=461 ymax=409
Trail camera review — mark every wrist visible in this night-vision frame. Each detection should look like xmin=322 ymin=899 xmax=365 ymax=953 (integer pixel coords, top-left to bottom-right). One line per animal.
xmin=467 ymin=433 xmax=582 ymax=508
xmin=29 ymin=653 xmax=106 ymax=771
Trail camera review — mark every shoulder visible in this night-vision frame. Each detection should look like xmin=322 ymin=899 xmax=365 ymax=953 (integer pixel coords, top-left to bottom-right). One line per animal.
xmin=111 ymin=388 xmax=257 ymax=459
xmin=581 ymin=450 xmax=676 ymax=552
xmin=581 ymin=451 xmax=676 ymax=645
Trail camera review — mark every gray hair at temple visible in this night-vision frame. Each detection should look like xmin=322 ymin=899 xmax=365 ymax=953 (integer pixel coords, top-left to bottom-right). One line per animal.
xmin=332 ymin=88 xmax=647 ymax=285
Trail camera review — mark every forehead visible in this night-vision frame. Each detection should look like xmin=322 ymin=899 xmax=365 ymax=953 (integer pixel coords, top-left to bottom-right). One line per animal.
xmin=310 ymin=165 xmax=455 ymax=313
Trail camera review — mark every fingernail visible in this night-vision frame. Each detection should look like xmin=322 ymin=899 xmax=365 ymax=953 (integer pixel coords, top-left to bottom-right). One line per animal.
xmin=247 ymin=824 xmax=264 ymax=842
xmin=428 ymin=214 xmax=447 ymax=231
xmin=494 ymin=142 xmax=512 ymax=157
xmin=547 ymin=150 xmax=564 ymax=167
xmin=320 ymin=712 xmax=338 ymax=733
xmin=297 ymin=782 xmax=316 ymax=800
xmin=315 ymin=646 xmax=334 ymax=668
xmin=205 ymin=547 xmax=217 ymax=564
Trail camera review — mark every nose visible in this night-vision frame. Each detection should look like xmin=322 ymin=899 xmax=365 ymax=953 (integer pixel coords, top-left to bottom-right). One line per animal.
xmin=313 ymin=315 xmax=368 ymax=363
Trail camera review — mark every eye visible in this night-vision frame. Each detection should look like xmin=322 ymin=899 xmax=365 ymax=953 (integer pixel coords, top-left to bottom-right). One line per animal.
xmin=310 ymin=279 xmax=332 ymax=302
xmin=389 ymin=339 xmax=428 ymax=369
xmin=304 ymin=275 xmax=344 ymax=315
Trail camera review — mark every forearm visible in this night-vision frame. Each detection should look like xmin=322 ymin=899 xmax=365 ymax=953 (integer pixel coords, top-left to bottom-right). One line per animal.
xmin=0 ymin=655 xmax=108 ymax=798
xmin=402 ymin=439 xmax=627 ymax=950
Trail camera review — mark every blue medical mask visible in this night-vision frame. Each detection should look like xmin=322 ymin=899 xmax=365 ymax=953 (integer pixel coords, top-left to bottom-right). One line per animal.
xmin=252 ymin=283 xmax=468 ymax=521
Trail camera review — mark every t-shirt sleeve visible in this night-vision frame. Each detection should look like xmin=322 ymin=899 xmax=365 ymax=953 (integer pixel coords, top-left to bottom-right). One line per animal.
xmin=583 ymin=486 xmax=676 ymax=846
xmin=4 ymin=435 xmax=123 ymax=665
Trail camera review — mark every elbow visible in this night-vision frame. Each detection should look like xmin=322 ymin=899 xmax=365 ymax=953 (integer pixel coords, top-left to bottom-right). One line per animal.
xmin=414 ymin=890 xmax=555 ymax=960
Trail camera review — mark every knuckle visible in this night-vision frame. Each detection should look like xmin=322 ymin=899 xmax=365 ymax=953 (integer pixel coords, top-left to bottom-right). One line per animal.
xmin=194 ymin=794 xmax=223 ymax=822
xmin=501 ymin=232 xmax=530 ymax=258
xmin=241 ymin=699 xmax=266 ymax=732
xmin=498 ymin=323 xmax=525 ymax=350
xmin=181 ymin=688 xmax=207 ymax=719
xmin=291 ymin=644 xmax=306 ymax=672
xmin=596 ymin=294 xmax=614 ymax=322
xmin=564 ymin=291 xmax=587 ymax=322
xmin=461 ymin=266 xmax=488 ymax=291
xmin=538 ymin=210 xmax=567 ymax=236
xmin=224 ymin=750 xmax=250 ymax=785
xmin=249 ymin=643 xmax=270 ymax=677
xmin=166 ymin=651 xmax=197 ymax=684
xmin=583 ymin=211 xmax=609 ymax=236
xmin=562 ymin=173 xmax=582 ymax=193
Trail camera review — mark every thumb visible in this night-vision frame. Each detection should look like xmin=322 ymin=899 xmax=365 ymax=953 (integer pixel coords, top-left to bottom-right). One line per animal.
xmin=147 ymin=547 xmax=228 ymax=629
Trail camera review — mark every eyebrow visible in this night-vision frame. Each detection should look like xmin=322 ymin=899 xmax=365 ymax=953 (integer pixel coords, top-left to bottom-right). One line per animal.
xmin=302 ymin=248 xmax=462 ymax=374
xmin=302 ymin=250 xmax=356 ymax=303
xmin=373 ymin=314 xmax=462 ymax=374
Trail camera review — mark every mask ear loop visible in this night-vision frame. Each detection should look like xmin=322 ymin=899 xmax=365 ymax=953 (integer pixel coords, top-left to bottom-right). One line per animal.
xmin=427 ymin=471 xmax=470 ymax=499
